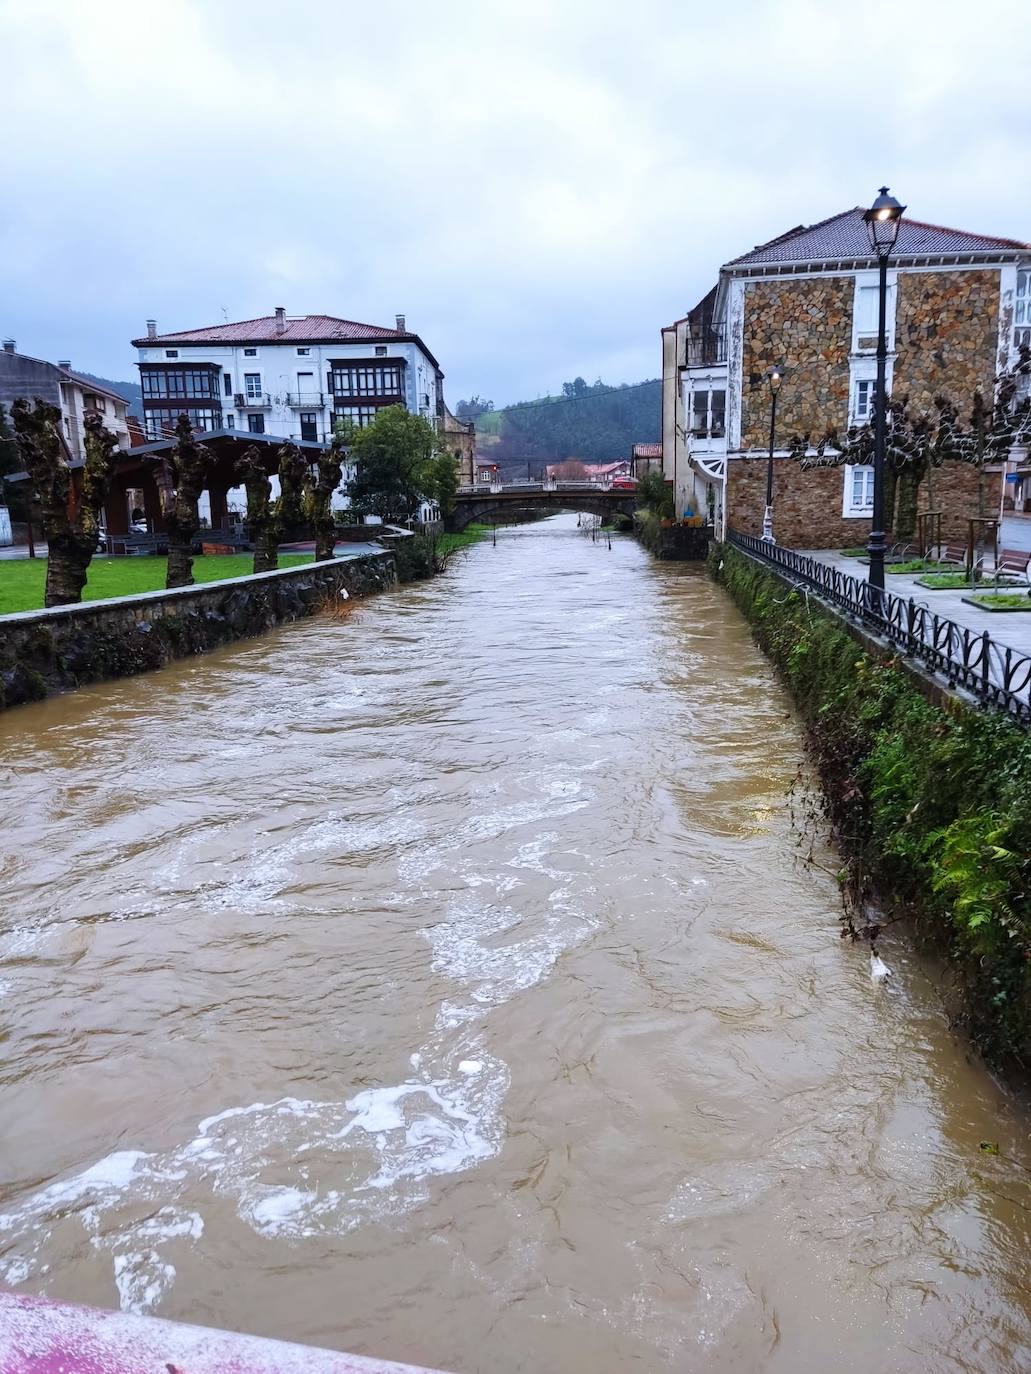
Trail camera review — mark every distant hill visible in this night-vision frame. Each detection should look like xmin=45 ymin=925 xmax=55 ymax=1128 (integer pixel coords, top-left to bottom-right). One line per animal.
xmin=457 ymin=378 xmax=660 ymax=468
xmin=78 ymin=372 xmax=143 ymax=419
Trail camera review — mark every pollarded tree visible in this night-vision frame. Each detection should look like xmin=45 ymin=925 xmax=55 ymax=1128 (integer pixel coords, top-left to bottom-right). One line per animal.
xmin=10 ymin=398 xmax=120 ymax=606
xmin=304 ymin=424 xmax=350 ymax=562
xmin=236 ymin=444 xmax=279 ymax=573
xmin=155 ymin=414 xmax=212 ymax=588
xmin=346 ymin=405 xmax=436 ymax=523
xmin=274 ymin=441 xmax=308 ymax=537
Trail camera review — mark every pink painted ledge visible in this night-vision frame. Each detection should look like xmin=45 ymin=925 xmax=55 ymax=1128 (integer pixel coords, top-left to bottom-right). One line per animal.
xmin=0 ymin=1291 xmax=453 ymax=1374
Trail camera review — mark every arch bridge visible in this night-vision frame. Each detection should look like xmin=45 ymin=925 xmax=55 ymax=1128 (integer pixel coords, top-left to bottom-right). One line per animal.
xmin=449 ymin=484 xmax=636 ymax=532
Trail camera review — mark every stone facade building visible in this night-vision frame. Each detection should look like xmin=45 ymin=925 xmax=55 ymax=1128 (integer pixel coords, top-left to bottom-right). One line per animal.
xmin=0 ymin=340 xmax=132 ymax=460
xmin=662 ymin=209 xmax=1031 ymax=547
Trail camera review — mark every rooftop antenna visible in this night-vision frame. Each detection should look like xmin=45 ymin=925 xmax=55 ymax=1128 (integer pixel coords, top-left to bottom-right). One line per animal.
xmin=221 ymin=306 xmax=228 ymax=323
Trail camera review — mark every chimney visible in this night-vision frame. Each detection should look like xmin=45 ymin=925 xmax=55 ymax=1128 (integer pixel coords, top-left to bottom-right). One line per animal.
xmin=146 ymin=319 xmax=157 ymax=339
xmin=2 ymin=339 xmax=15 ymax=354
xmin=58 ymin=359 xmax=71 ymax=369
xmin=275 ymin=306 xmax=286 ymax=335
xmin=395 ymin=314 xmax=406 ymax=332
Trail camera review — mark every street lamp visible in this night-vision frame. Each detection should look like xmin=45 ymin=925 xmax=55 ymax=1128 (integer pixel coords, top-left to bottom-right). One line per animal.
xmin=863 ymin=186 xmax=905 ymax=600
xmin=762 ymin=366 xmax=784 ymax=542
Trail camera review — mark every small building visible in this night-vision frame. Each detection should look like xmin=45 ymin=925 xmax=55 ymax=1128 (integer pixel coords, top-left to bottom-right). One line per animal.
xmin=441 ymin=404 xmax=476 ymax=485
xmin=475 ymin=456 xmax=499 ymax=485
xmin=630 ymin=442 xmax=663 ymax=479
xmin=0 ymin=340 xmax=133 ymax=460
xmin=662 ymin=209 xmax=1031 ymax=546
xmin=131 ymin=310 xmax=447 ymax=444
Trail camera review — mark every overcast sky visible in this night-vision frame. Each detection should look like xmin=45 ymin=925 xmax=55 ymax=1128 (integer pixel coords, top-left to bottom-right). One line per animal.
xmin=1 ymin=0 xmax=1028 ymax=407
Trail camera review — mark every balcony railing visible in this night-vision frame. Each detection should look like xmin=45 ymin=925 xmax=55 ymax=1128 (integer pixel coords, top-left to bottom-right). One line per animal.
xmin=286 ymin=391 xmax=325 ymax=408
xmin=684 ymin=328 xmax=727 ymax=367
xmin=235 ymin=392 xmax=272 ymax=409
xmin=728 ymin=529 xmax=1031 ymax=724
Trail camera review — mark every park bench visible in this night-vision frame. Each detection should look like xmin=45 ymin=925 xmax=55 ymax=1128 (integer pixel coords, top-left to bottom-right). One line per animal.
xmin=109 ymin=531 xmax=167 ymax=556
xmin=995 ymin=547 xmax=1031 ymax=581
xmin=192 ymin=524 xmax=251 ymax=552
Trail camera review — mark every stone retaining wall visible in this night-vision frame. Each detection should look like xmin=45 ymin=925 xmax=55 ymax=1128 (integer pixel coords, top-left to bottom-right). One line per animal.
xmin=0 ymin=552 xmax=397 ymax=711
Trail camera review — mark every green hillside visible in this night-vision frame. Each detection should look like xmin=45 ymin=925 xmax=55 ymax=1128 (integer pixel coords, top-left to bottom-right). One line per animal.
xmin=457 ymin=378 xmax=660 ymax=464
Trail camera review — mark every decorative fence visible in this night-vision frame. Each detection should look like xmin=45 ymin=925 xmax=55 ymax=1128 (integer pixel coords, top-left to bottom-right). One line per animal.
xmin=727 ymin=530 xmax=1031 ymax=724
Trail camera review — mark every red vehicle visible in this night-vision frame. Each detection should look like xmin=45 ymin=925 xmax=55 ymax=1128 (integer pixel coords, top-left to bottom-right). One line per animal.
xmin=611 ymin=477 xmax=637 ymax=490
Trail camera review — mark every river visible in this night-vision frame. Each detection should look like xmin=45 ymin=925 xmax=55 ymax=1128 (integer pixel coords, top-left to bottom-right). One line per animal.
xmin=1 ymin=514 xmax=1029 ymax=1373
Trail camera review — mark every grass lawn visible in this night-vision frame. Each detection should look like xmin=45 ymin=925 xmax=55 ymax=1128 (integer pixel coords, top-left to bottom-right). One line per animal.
xmin=0 ymin=553 xmax=309 ymax=616
xmin=917 ymin=571 xmax=1025 ymax=591
xmin=963 ymin=591 xmax=1031 ymax=611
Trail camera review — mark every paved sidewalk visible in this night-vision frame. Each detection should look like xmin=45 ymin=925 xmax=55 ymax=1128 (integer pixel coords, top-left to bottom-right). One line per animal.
xmin=811 ymin=550 xmax=1031 ymax=660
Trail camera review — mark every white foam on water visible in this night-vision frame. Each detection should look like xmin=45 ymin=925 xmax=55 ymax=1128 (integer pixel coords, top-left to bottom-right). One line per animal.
xmin=0 ymin=1049 xmax=508 ymax=1313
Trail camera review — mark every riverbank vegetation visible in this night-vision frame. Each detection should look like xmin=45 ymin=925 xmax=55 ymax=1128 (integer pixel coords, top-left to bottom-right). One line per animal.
xmin=712 ymin=542 xmax=1031 ymax=1072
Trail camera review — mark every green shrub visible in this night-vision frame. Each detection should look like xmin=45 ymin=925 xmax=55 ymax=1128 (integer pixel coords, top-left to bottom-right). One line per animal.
xmin=712 ymin=542 xmax=1031 ymax=1069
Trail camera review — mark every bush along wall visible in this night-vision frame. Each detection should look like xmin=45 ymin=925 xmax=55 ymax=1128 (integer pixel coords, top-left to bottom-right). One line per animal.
xmin=711 ymin=542 xmax=1031 ymax=1073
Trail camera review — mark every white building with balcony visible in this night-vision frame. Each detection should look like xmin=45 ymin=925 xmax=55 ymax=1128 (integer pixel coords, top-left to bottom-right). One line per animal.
xmin=132 ymin=309 xmax=445 ymax=443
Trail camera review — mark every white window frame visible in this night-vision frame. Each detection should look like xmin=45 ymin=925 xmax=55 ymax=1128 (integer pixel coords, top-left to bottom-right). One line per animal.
xmin=243 ymin=372 xmax=263 ymax=399
xmin=165 ymin=348 xmax=179 ymax=358
xmin=242 ymin=347 xmax=259 ymax=358
xmin=1016 ymin=267 xmax=1031 ymax=349
xmin=296 ymin=346 xmax=311 ymax=356
xmin=852 ymin=270 xmax=896 ymax=355
xmin=842 ymin=463 xmax=875 ymax=517
xmin=852 ymin=378 xmax=878 ymax=426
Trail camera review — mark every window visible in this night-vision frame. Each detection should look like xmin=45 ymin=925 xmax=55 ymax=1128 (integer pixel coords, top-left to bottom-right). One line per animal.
xmin=334 ymin=404 xmax=379 ymax=428
xmin=247 ymin=413 xmax=265 ymax=434
xmin=296 ymin=347 xmax=310 ymax=356
xmin=224 ymin=373 xmax=232 ymax=396
xmin=243 ymin=347 xmax=257 ymax=357
xmin=1017 ymin=269 xmax=1031 ymax=349
xmin=226 ymin=415 xmax=235 ymax=429
xmin=689 ymin=386 xmax=726 ymax=438
xmin=244 ymin=372 xmax=262 ymax=400
xmin=299 ymin=412 xmax=318 ymax=442
xmin=853 ymin=379 xmax=878 ymax=424
xmin=141 ymin=368 xmax=221 ymax=400
xmin=375 ymin=345 xmax=388 ymax=357
xmin=86 ymin=395 xmax=106 ymax=412
xmin=329 ymin=363 xmax=404 ymax=398
xmin=842 ymin=464 xmax=875 ymax=516
xmin=143 ymin=407 xmax=221 ymax=439
xmin=165 ymin=349 xmax=179 ymax=358
xmin=853 ymin=276 xmax=895 ymax=353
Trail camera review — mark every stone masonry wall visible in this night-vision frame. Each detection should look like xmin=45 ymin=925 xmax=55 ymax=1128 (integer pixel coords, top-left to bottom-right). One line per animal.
xmin=893 ymin=269 xmax=1000 ymax=416
xmin=740 ymin=277 xmax=854 ymax=448
xmin=0 ymin=552 xmax=397 ymax=711
xmin=728 ymin=456 xmax=984 ymax=550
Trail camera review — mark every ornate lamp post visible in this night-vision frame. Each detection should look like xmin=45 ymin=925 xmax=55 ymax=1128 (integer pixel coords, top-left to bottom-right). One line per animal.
xmin=762 ymin=366 xmax=784 ymax=542
xmin=863 ymin=186 xmax=905 ymax=599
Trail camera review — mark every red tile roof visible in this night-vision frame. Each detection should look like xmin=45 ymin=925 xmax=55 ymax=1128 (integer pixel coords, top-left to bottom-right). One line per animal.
xmin=726 ymin=208 xmax=1029 ymax=268
xmin=131 ymin=314 xmax=441 ymax=368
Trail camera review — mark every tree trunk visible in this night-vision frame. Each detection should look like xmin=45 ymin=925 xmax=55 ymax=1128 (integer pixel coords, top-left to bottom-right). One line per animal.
xmin=895 ymin=467 xmax=920 ymax=541
xmin=236 ymin=444 xmax=280 ymax=573
xmin=43 ymin=530 xmax=94 ymax=605
xmin=158 ymin=417 xmax=211 ymax=590
xmin=165 ymin=521 xmax=197 ymax=588
xmin=883 ymin=465 xmax=899 ymax=537
xmin=253 ymin=523 xmax=279 ymax=573
xmin=11 ymin=400 xmax=119 ymax=607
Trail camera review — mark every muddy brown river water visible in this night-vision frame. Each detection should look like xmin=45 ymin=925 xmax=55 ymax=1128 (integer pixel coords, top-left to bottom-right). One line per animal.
xmin=1 ymin=514 xmax=1029 ymax=1373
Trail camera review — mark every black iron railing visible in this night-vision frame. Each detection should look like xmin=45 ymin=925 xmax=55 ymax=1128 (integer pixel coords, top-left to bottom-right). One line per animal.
xmin=728 ymin=529 xmax=1031 ymax=724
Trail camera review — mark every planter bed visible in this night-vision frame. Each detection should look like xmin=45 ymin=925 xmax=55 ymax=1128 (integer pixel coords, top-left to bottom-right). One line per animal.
xmin=916 ymin=573 xmax=1024 ymax=591
xmin=961 ymin=592 xmax=1031 ymax=612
